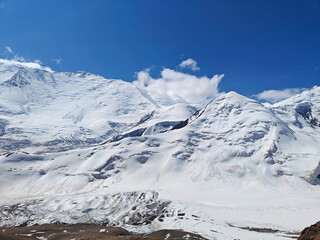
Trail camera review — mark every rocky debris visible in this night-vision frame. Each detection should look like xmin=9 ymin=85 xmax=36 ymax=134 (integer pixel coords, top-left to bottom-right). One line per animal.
xmin=0 ymin=224 xmax=207 ymax=240
xmin=147 ymin=229 xmax=208 ymax=239
xmin=298 ymin=221 xmax=320 ymax=240
xmin=0 ymin=192 xmax=172 ymax=228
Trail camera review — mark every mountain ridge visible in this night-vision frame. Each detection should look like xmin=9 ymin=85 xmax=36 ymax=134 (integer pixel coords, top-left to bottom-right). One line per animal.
xmin=0 ymin=60 xmax=320 ymax=240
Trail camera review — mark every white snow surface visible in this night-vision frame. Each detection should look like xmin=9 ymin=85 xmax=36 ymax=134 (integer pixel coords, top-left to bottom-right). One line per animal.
xmin=0 ymin=61 xmax=320 ymax=239
xmin=0 ymin=61 xmax=195 ymax=152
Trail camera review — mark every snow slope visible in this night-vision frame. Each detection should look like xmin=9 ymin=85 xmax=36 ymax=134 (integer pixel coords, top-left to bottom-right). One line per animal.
xmin=0 ymin=61 xmax=320 ymax=239
xmin=0 ymin=61 xmax=195 ymax=153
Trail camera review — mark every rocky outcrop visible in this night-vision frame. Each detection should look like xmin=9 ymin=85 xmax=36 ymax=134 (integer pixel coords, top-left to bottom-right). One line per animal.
xmin=298 ymin=221 xmax=320 ymax=240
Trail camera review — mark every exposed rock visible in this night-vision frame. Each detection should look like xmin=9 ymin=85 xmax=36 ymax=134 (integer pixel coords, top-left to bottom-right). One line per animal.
xmin=147 ymin=229 xmax=208 ymax=239
xmin=298 ymin=221 xmax=320 ymax=240
xmin=0 ymin=223 xmax=207 ymax=240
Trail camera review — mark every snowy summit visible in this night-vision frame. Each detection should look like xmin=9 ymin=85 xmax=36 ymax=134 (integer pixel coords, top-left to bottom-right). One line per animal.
xmin=0 ymin=60 xmax=320 ymax=240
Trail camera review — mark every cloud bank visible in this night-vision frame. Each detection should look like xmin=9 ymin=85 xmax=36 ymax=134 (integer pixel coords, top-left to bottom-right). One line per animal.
xmin=254 ymin=88 xmax=305 ymax=103
xmin=133 ymin=68 xmax=223 ymax=105
xmin=1 ymin=47 xmax=52 ymax=72
xmin=179 ymin=58 xmax=200 ymax=71
xmin=0 ymin=59 xmax=53 ymax=72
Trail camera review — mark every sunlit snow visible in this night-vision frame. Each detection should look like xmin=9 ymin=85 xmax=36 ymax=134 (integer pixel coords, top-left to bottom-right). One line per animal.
xmin=0 ymin=60 xmax=320 ymax=239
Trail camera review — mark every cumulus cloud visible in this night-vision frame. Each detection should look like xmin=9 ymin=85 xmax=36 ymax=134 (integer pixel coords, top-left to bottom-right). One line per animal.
xmin=0 ymin=58 xmax=53 ymax=72
xmin=5 ymin=46 xmax=13 ymax=54
xmin=133 ymin=68 xmax=223 ymax=106
xmin=179 ymin=58 xmax=200 ymax=71
xmin=253 ymin=88 xmax=305 ymax=103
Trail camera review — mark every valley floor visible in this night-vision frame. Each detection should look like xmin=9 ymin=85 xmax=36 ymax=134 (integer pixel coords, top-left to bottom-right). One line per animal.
xmin=0 ymin=223 xmax=206 ymax=240
xmin=1 ymin=186 xmax=318 ymax=240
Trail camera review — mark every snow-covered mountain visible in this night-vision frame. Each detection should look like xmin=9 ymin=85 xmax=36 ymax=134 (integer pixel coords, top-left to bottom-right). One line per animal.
xmin=0 ymin=60 xmax=196 ymax=153
xmin=1 ymin=60 xmax=320 ymax=240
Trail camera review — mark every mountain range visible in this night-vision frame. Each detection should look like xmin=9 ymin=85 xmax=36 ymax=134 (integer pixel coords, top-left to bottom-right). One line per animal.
xmin=0 ymin=60 xmax=319 ymax=240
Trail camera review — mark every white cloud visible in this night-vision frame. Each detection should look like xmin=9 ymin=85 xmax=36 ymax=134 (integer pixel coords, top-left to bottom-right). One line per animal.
xmin=34 ymin=59 xmax=42 ymax=64
xmin=2 ymin=48 xmax=52 ymax=71
xmin=254 ymin=88 xmax=305 ymax=103
xmin=0 ymin=58 xmax=53 ymax=72
xmin=179 ymin=58 xmax=200 ymax=71
xmin=5 ymin=46 xmax=13 ymax=54
xmin=54 ymin=57 xmax=63 ymax=64
xmin=0 ymin=48 xmax=52 ymax=72
xmin=13 ymin=55 xmax=26 ymax=61
xmin=133 ymin=68 xmax=223 ymax=105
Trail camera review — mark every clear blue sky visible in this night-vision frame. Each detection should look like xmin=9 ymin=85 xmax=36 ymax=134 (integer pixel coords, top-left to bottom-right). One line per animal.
xmin=0 ymin=0 xmax=319 ymax=96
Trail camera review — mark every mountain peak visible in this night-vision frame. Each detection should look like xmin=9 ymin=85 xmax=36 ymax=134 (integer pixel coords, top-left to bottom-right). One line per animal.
xmin=1 ymin=68 xmax=30 ymax=87
xmin=1 ymin=65 xmax=320 ymax=240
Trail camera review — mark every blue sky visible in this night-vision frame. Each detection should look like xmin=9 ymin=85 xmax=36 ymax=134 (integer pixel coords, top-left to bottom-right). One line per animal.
xmin=0 ymin=0 xmax=319 ymax=102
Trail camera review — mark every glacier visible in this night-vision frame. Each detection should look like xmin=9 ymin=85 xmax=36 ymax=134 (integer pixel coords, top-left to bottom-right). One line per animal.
xmin=0 ymin=60 xmax=320 ymax=239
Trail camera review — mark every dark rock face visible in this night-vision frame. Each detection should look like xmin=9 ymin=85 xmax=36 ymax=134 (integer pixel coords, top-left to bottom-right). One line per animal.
xmin=295 ymin=102 xmax=320 ymax=127
xmin=298 ymin=221 xmax=320 ymax=240
xmin=2 ymin=69 xmax=30 ymax=88
xmin=296 ymin=102 xmax=313 ymax=120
